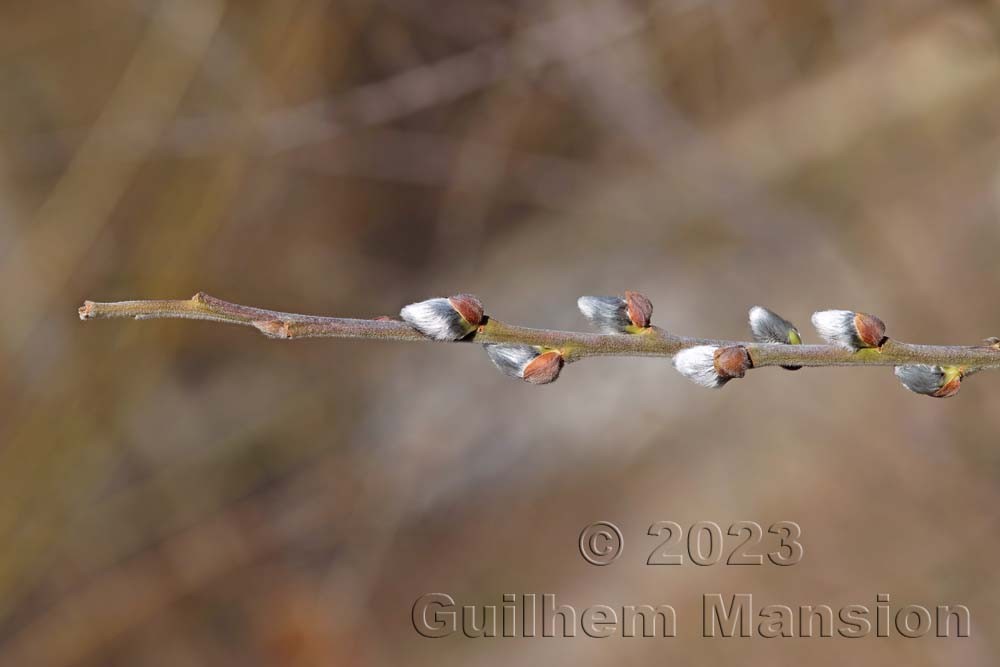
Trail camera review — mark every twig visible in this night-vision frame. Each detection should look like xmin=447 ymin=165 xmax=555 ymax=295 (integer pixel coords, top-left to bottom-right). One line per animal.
xmin=78 ymin=293 xmax=1000 ymax=371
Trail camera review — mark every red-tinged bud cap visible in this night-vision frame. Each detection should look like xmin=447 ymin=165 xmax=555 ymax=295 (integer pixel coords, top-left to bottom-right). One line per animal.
xmin=448 ymin=294 xmax=484 ymax=328
xmin=625 ymin=291 xmax=653 ymax=329
xmin=714 ymin=346 xmax=752 ymax=380
xmin=854 ymin=312 xmax=886 ymax=348
xmin=522 ymin=350 xmax=563 ymax=385
xmin=933 ymin=376 xmax=962 ymax=398
xmin=254 ymin=320 xmax=291 ymax=339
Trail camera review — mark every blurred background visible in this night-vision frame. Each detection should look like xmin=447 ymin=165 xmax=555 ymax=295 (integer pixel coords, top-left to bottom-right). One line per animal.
xmin=2 ymin=0 xmax=1000 ymax=664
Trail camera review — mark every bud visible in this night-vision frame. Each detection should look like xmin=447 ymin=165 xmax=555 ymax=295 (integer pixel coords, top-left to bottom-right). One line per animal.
xmin=748 ymin=306 xmax=802 ymax=371
xmin=894 ymin=365 xmax=963 ymax=398
xmin=673 ymin=345 xmax=751 ymax=388
xmin=810 ymin=310 xmax=886 ymax=350
xmin=400 ymin=294 xmax=483 ymax=341
xmin=577 ymin=290 xmax=653 ymax=333
xmin=624 ymin=291 xmax=653 ymax=329
xmin=484 ymin=344 xmax=564 ymax=385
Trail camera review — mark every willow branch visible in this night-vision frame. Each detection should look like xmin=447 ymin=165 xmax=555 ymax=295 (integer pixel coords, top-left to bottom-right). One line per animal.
xmin=78 ymin=293 xmax=1000 ymax=370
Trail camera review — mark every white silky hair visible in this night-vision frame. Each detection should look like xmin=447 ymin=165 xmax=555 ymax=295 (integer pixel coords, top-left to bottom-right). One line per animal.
xmin=484 ymin=344 xmax=539 ymax=378
xmin=894 ymin=365 xmax=945 ymax=395
xmin=400 ymin=298 xmax=471 ymax=341
xmin=810 ymin=310 xmax=857 ymax=349
xmin=672 ymin=346 xmax=722 ymax=388
xmin=749 ymin=306 xmax=797 ymax=344
xmin=577 ymin=296 xmax=629 ymax=333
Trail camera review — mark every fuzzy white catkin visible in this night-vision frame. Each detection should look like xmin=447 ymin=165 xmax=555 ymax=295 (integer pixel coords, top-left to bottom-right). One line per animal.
xmin=894 ymin=365 xmax=945 ymax=395
xmin=577 ymin=296 xmax=629 ymax=333
xmin=400 ymin=298 xmax=471 ymax=341
xmin=810 ymin=310 xmax=857 ymax=349
xmin=484 ymin=344 xmax=538 ymax=378
xmin=748 ymin=306 xmax=772 ymax=334
xmin=673 ymin=346 xmax=722 ymax=388
xmin=749 ymin=306 xmax=796 ymax=344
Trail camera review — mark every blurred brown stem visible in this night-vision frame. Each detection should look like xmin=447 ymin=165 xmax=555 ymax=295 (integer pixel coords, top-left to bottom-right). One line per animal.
xmin=79 ymin=293 xmax=1000 ymax=369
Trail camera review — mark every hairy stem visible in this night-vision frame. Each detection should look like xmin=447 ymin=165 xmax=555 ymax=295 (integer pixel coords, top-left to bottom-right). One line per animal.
xmin=78 ymin=293 xmax=1000 ymax=369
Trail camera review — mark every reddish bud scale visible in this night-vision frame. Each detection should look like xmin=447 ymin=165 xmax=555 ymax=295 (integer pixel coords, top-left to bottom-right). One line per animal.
xmin=714 ymin=346 xmax=752 ymax=380
xmin=448 ymin=294 xmax=484 ymax=328
xmin=933 ymin=376 xmax=962 ymax=398
xmin=625 ymin=291 xmax=653 ymax=329
xmin=522 ymin=350 xmax=563 ymax=385
xmin=853 ymin=312 xmax=887 ymax=349
xmin=253 ymin=320 xmax=291 ymax=338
